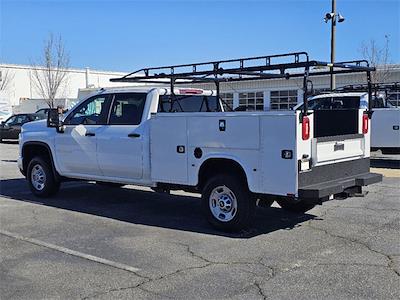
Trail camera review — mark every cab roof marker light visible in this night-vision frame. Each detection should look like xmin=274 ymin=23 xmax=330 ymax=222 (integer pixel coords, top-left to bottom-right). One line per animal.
xmin=178 ymin=89 xmax=203 ymax=95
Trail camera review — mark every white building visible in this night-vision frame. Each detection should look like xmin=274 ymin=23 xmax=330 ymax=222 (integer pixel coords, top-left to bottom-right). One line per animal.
xmin=0 ymin=63 xmax=136 ymax=111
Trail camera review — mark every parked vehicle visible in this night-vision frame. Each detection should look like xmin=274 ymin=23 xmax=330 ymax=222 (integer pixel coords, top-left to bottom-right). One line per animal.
xmin=18 ymin=52 xmax=382 ymax=231
xmin=35 ymin=108 xmax=51 ymax=118
xmin=0 ymin=113 xmax=44 ymax=142
xmin=295 ymin=83 xmax=400 ymax=154
xmin=35 ymin=107 xmax=68 ymax=118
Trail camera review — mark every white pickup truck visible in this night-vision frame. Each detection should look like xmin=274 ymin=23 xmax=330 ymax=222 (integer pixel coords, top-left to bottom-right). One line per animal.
xmin=18 ymin=53 xmax=382 ymax=231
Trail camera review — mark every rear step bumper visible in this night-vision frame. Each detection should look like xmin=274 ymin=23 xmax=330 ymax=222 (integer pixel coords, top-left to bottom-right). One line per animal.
xmin=298 ymin=172 xmax=382 ymax=199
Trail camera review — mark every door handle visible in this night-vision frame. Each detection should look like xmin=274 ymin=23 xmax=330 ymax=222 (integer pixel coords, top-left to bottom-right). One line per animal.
xmin=128 ymin=133 xmax=141 ymax=138
xmin=85 ymin=132 xmax=95 ymax=137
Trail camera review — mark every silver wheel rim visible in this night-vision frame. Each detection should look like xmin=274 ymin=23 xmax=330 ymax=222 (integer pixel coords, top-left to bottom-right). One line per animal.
xmin=31 ymin=164 xmax=46 ymax=191
xmin=209 ymin=185 xmax=238 ymax=222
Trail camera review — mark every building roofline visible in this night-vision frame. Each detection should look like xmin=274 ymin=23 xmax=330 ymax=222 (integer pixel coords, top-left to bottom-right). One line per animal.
xmin=0 ymin=63 xmax=128 ymax=75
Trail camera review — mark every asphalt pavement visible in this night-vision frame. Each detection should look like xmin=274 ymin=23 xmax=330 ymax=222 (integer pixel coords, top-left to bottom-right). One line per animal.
xmin=0 ymin=141 xmax=399 ymax=299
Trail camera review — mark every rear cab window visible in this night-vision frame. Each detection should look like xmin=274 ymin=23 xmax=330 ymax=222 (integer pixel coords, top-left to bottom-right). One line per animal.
xmin=158 ymin=94 xmax=220 ymax=112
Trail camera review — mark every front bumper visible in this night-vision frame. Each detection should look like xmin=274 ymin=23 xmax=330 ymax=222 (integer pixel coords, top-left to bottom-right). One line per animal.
xmin=299 ymin=172 xmax=382 ymax=199
xmin=17 ymin=156 xmax=25 ymax=176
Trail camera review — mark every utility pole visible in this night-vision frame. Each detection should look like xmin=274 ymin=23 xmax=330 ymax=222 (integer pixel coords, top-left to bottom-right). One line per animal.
xmin=330 ymin=0 xmax=336 ymax=90
xmin=324 ymin=0 xmax=345 ymax=91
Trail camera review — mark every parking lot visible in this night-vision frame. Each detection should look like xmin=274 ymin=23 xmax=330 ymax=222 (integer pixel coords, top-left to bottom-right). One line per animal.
xmin=0 ymin=141 xmax=399 ymax=299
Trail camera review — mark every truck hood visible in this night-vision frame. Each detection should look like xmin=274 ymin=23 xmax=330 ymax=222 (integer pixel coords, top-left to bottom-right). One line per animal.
xmin=21 ymin=119 xmax=47 ymax=132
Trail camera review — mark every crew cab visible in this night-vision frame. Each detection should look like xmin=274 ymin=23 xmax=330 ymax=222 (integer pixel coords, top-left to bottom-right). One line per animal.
xmin=18 ymin=53 xmax=383 ymax=231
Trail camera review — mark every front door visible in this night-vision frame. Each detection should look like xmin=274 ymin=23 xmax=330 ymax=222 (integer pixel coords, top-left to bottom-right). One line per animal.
xmin=96 ymin=92 xmax=147 ymax=180
xmin=55 ymin=94 xmax=111 ymax=176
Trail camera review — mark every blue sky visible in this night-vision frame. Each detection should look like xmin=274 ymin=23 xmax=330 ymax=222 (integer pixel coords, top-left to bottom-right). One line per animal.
xmin=1 ymin=0 xmax=399 ymax=72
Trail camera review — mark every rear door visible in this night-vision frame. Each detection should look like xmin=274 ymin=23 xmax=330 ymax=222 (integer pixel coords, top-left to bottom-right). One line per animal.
xmin=96 ymin=92 xmax=147 ymax=180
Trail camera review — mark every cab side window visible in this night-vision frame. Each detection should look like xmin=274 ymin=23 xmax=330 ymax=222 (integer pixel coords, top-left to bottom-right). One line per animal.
xmin=67 ymin=95 xmax=110 ymax=125
xmin=109 ymin=93 xmax=147 ymax=125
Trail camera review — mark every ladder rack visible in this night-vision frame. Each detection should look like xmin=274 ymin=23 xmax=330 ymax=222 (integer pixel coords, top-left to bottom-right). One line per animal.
xmin=110 ymin=51 xmax=375 ymax=115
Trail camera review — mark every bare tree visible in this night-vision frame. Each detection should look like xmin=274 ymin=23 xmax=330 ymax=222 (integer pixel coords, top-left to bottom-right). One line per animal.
xmin=360 ymin=35 xmax=392 ymax=83
xmin=31 ymin=34 xmax=70 ymax=108
xmin=0 ymin=69 xmax=14 ymax=91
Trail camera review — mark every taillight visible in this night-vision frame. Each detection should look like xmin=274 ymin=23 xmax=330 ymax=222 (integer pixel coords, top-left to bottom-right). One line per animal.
xmin=362 ymin=114 xmax=369 ymax=134
xmin=302 ymin=116 xmax=310 ymax=140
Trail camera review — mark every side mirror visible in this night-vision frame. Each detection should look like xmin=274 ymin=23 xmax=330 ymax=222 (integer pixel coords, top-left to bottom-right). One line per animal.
xmin=1 ymin=121 xmax=4 ymax=126
xmin=47 ymin=109 xmax=59 ymax=127
xmin=47 ymin=109 xmax=64 ymax=132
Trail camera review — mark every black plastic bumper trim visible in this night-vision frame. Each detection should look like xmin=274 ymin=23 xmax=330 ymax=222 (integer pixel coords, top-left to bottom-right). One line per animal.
xmin=299 ymin=172 xmax=382 ymax=199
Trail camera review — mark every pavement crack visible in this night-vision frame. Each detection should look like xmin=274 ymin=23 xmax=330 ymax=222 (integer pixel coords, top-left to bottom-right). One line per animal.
xmin=306 ymin=222 xmax=400 ymax=277
xmin=388 ymin=256 xmax=400 ymax=277
xmin=174 ymin=242 xmax=213 ymax=264
xmin=174 ymin=242 xmax=274 ymax=273
xmin=81 ymin=280 xmax=148 ymax=300
xmin=253 ymin=281 xmax=267 ymax=300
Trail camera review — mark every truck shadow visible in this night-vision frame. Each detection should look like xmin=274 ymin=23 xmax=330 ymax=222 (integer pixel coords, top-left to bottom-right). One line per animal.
xmin=0 ymin=178 xmax=316 ymax=238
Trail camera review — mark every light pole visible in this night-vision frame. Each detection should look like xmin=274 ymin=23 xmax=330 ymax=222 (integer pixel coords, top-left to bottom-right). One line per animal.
xmin=324 ymin=0 xmax=345 ymax=90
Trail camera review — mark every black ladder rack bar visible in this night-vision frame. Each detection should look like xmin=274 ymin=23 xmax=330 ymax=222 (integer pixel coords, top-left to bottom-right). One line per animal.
xmin=114 ymin=52 xmax=310 ymax=81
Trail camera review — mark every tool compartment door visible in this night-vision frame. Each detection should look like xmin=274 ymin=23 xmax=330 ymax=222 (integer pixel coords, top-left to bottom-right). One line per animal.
xmin=150 ymin=115 xmax=188 ymax=184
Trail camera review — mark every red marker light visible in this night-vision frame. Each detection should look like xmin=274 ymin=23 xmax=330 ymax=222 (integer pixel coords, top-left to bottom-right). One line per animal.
xmin=362 ymin=114 xmax=369 ymax=134
xmin=178 ymin=89 xmax=203 ymax=95
xmin=302 ymin=116 xmax=310 ymax=140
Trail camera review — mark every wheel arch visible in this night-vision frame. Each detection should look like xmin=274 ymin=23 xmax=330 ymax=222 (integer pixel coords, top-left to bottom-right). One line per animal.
xmin=197 ymin=157 xmax=250 ymax=191
xmin=22 ymin=141 xmax=59 ymax=180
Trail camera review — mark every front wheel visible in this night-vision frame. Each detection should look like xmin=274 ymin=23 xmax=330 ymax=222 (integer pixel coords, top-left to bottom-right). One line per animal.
xmin=27 ymin=157 xmax=60 ymax=197
xmin=201 ymin=174 xmax=255 ymax=231
xmin=276 ymin=198 xmax=315 ymax=213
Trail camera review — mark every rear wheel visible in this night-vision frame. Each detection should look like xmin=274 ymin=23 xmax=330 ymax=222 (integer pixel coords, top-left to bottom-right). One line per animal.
xmin=276 ymin=198 xmax=315 ymax=213
xmin=27 ymin=157 xmax=60 ymax=197
xmin=201 ymin=174 xmax=255 ymax=231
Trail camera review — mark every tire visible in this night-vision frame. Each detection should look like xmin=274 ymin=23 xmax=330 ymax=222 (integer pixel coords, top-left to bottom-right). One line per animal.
xmin=201 ymin=174 xmax=255 ymax=231
xmin=276 ymin=198 xmax=315 ymax=213
xmin=27 ymin=156 xmax=60 ymax=197
xmin=96 ymin=181 xmax=125 ymax=188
